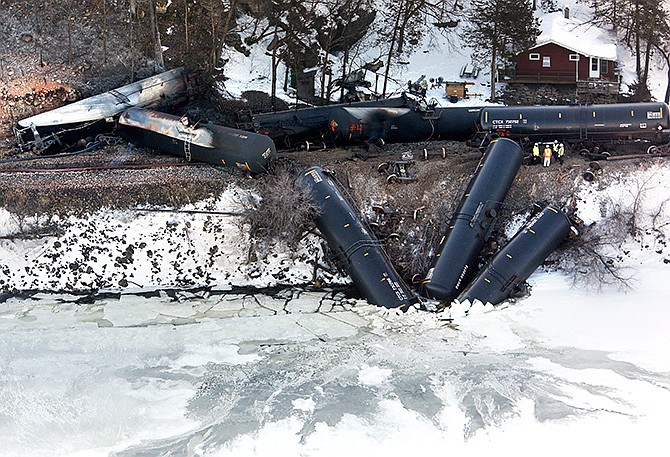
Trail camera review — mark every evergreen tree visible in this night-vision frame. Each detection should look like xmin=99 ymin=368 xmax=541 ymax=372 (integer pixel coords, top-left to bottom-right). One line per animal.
xmin=464 ymin=0 xmax=540 ymax=101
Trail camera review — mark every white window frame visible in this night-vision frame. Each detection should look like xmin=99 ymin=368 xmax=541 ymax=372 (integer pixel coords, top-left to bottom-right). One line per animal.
xmin=569 ymin=54 xmax=580 ymax=62
xmin=600 ymin=59 xmax=609 ymax=73
xmin=542 ymin=56 xmax=551 ymax=67
xmin=589 ymin=56 xmax=600 ymax=78
xmin=529 ymin=53 xmax=540 ymax=61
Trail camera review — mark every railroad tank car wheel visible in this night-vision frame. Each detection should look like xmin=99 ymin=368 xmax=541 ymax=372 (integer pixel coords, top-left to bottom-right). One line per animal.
xmin=588 ymin=161 xmax=601 ymax=171
xmin=441 ymin=147 xmax=447 ymax=159
xmin=386 ymin=173 xmax=398 ymax=184
xmin=583 ymin=170 xmax=596 ymax=182
xmin=378 ymin=163 xmax=389 ymax=173
xmin=579 ymin=148 xmax=591 ymax=156
xmin=423 ymin=148 xmax=429 ymax=160
xmin=601 ymin=151 xmax=611 ymax=157
xmin=647 ymin=145 xmax=659 ymax=154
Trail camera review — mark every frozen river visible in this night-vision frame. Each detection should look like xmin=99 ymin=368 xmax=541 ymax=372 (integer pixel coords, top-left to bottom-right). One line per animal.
xmin=2 ymin=268 xmax=669 ymax=457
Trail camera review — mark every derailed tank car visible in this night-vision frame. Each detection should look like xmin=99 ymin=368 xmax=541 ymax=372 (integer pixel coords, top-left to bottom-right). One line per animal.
xmin=476 ymin=102 xmax=670 ymax=153
xmin=119 ymin=108 xmax=274 ymax=173
xmin=15 ymin=67 xmax=197 ymax=153
xmin=297 ymin=166 xmax=418 ymax=311
xmin=421 ymin=138 xmax=524 ymax=302
xmin=457 ymin=205 xmax=573 ymax=306
xmin=252 ymin=96 xmax=410 ymax=149
xmin=328 ymin=104 xmax=482 ymax=144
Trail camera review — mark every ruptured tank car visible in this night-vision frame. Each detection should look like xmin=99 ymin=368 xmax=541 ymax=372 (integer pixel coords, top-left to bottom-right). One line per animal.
xmin=251 ymin=96 xmax=410 ymax=149
xmin=327 ymin=103 xmax=482 ymax=145
xmin=15 ymin=67 xmax=197 ymax=154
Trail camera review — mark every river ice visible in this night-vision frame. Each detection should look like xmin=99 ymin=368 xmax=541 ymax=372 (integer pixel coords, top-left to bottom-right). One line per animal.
xmin=1 ymin=259 xmax=669 ymax=457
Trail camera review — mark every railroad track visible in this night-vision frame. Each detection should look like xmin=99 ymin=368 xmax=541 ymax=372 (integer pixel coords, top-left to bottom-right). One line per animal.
xmin=0 ymin=161 xmax=207 ymax=174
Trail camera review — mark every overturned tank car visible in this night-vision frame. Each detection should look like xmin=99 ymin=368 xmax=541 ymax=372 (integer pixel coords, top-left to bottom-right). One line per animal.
xmin=118 ymin=108 xmax=275 ymax=174
xmin=297 ymin=166 xmax=419 ymax=311
xmin=421 ymin=138 xmax=524 ymax=302
xmin=457 ymin=205 xmax=574 ymax=306
xmin=15 ymin=67 xmax=197 ymax=153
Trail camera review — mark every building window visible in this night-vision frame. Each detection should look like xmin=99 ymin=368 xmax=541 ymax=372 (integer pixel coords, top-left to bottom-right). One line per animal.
xmin=543 ymin=56 xmax=551 ymax=67
xmin=569 ymin=54 xmax=580 ymax=61
xmin=529 ymin=53 xmax=540 ymax=61
xmin=600 ymin=59 xmax=609 ymax=73
xmin=591 ymin=58 xmax=599 ymax=72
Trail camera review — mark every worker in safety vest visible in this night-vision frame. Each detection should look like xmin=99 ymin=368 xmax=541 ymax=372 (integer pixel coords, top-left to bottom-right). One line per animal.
xmin=532 ymin=143 xmax=540 ymax=164
xmin=543 ymin=144 xmax=552 ymax=167
xmin=557 ymin=142 xmax=565 ymax=165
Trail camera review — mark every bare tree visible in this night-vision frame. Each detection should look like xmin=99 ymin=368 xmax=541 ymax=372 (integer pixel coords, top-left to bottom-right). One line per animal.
xmin=147 ymin=0 xmax=165 ymax=70
xmin=586 ymin=0 xmax=669 ymax=100
xmin=464 ymin=0 xmax=540 ymax=102
xmin=378 ymin=0 xmax=465 ymax=97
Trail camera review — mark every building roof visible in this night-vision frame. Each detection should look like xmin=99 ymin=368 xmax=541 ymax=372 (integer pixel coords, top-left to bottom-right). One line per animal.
xmin=530 ymin=12 xmax=618 ymax=61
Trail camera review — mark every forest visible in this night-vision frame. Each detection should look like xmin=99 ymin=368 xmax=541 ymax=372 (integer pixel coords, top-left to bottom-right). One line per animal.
xmin=2 ymin=0 xmax=668 ymax=104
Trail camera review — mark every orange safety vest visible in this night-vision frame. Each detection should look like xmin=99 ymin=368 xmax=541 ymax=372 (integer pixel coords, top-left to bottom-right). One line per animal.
xmin=543 ymin=147 xmax=552 ymax=158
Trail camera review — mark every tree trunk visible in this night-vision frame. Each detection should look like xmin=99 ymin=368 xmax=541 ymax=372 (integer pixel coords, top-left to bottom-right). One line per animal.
xmin=397 ymin=0 xmax=408 ymax=54
xmin=383 ymin=5 xmax=403 ymax=97
xmin=489 ymin=22 xmax=497 ymax=102
xmin=340 ymin=47 xmax=349 ymax=102
xmin=102 ymin=0 xmax=108 ymax=65
xmin=184 ymin=0 xmax=189 ymax=51
xmin=641 ymin=37 xmax=652 ymax=85
xmin=657 ymin=46 xmax=670 ymax=103
xmin=129 ymin=2 xmax=135 ymax=81
xmin=320 ymin=43 xmax=331 ymax=104
xmin=634 ymin=2 xmax=642 ymax=81
xmin=271 ymin=29 xmax=278 ymax=111
xmin=214 ymin=0 xmax=237 ymax=71
xmin=66 ymin=0 xmax=73 ymax=64
xmin=210 ymin=0 xmax=217 ymax=71
xmin=148 ymin=0 xmax=165 ymax=71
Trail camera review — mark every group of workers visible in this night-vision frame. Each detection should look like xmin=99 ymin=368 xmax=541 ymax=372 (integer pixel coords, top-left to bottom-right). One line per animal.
xmin=532 ymin=140 xmax=564 ymax=167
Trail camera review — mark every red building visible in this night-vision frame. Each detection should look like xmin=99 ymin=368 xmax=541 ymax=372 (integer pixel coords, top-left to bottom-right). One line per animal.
xmin=508 ymin=11 xmax=620 ymax=94
xmin=514 ymin=40 xmax=618 ymax=85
